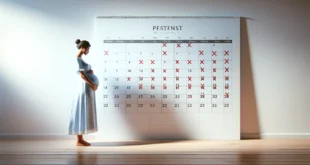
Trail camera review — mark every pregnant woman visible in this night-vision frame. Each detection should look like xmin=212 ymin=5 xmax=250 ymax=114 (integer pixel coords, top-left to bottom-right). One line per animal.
xmin=68 ymin=39 xmax=99 ymax=146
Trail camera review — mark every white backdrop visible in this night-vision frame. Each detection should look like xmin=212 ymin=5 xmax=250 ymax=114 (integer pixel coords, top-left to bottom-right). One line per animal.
xmin=94 ymin=17 xmax=240 ymax=140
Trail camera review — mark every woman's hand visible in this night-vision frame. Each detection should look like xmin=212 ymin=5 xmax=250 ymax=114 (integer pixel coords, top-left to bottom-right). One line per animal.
xmin=87 ymin=70 xmax=94 ymax=74
xmin=92 ymin=85 xmax=98 ymax=91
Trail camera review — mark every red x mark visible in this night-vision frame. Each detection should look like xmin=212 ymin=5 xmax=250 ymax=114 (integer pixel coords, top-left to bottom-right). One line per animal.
xmin=176 ymin=76 xmax=179 ymax=81
xmin=104 ymin=51 xmax=109 ymax=55
xmin=176 ymin=68 xmax=180 ymax=72
xmin=139 ymin=84 xmax=143 ymax=90
xmin=199 ymin=50 xmax=204 ymax=55
xmin=201 ymin=67 xmax=205 ymax=72
xmin=187 ymin=60 xmax=192 ymax=64
xmin=201 ymin=76 xmax=204 ymax=81
xmin=139 ymin=60 xmax=143 ymax=64
xmin=213 ymin=60 xmax=216 ymax=64
xmin=225 ymin=59 xmax=229 ymax=64
xmin=188 ymin=84 xmax=192 ymax=89
xmin=225 ymin=84 xmax=229 ymax=90
xmin=163 ymin=69 xmax=166 ymax=73
xmin=225 ymin=67 xmax=229 ymax=72
xmin=163 ymin=76 xmax=167 ymax=81
xmin=225 ymin=76 xmax=229 ymax=81
xmin=213 ymin=68 xmax=216 ymax=72
xmin=176 ymin=60 xmax=179 ymax=64
xmin=176 ymin=84 xmax=180 ymax=89
xmin=127 ymin=77 xmax=131 ymax=81
xmin=151 ymin=60 xmax=155 ymax=64
xmin=163 ymin=43 xmax=167 ymax=47
xmin=151 ymin=84 xmax=155 ymax=90
xmin=213 ymin=76 xmax=216 ymax=81
xmin=163 ymin=84 xmax=167 ymax=89
xmin=201 ymin=84 xmax=205 ymax=89
xmin=224 ymin=50 xmax=229 ymax=56
xmin=188 ymin=43 xmax=192 ymax=47
xmin=151 ymin=69 xmax=155 ymax=73
xmin=188 ymin=76 xmax=192 ymax=81
xmin=163 ymin=51 xmax=167 ymax=56
xmin=200 ymin=95 xmax=205 ymax=98
xmin=212 ymin=51 xmax=217 ymax=56
xmin=200 ymin=60 xmax=204 ymax=64
xmin=139 ymin=77 xmax=143 ymax=81
xmin=213 ymin=84 xmax=217 ymax=89
xmin=151 ymin=77 xmax=155 ymax=81
xmin=225 ymin=92 xmax=229 ymax=98
xmin=177 ymin=43 xmax=181 ymax=48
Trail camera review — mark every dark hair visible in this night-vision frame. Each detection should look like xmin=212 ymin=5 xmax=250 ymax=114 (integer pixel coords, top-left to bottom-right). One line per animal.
xmin=75 ymin=39 xmax=91 ymax=49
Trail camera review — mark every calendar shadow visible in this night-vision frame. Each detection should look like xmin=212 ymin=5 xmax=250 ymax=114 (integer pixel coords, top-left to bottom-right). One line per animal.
xmin=240 ymin=17 xmax=261 ymax=139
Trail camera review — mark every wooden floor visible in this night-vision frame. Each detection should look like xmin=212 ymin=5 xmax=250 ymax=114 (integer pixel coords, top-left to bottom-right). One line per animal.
xmin=0 ymin=139 xmax=310 ymax=165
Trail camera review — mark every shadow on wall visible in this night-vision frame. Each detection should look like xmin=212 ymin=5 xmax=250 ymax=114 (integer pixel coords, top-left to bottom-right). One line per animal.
xmin=240 ymin=17 xmax=261 ymax=139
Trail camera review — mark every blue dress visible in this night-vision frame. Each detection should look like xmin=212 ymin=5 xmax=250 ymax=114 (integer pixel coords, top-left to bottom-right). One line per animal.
xmin=68 ymin=57 xmax=98 ymax=135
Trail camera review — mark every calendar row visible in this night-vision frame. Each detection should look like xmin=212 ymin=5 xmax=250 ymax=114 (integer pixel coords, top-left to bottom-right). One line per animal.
xmin=102 ymin=94 xmax=231 ymax=103
xmin=103 ymin=60 xmax=231 ymax=68
xmin=102 ymin=103 xmax=232 ymax=113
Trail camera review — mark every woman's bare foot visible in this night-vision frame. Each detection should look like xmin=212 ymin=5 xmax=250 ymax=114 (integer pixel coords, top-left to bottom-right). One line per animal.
xmin=77 ymin=140 xmax=91 ymax=146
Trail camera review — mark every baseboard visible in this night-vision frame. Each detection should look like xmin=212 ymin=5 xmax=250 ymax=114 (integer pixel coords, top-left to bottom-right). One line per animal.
xmin=0 ymin=133 xmax=95 ymax=140
xmin=242 ymin=133 xmax=310 ymax=139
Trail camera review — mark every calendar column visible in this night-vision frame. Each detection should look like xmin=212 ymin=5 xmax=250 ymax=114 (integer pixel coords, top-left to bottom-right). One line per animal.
xmin=126 ymin=43 xmax=138 ymax=113
xmin=223 ymin=44 xmax=232 ymax=113
xmin=162 ymin=42 xmax=175 ymax=113
xmin=211 ymin=43 xmax=224 ymax=113
xmin=186 ymin=42 xmax=200 ymax=113
xmin=174 ymin=42 xmax=187 ymax=113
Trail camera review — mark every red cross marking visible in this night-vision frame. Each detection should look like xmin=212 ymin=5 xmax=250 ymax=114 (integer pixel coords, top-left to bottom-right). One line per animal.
xmin=225 ymin=76 xmax=229 ymax=81
xmin=176 ymin=84 xmax=180 ymax=89
xmin=224 ymin=50 xmax=229 ymax=56
xmin=104 ymin=51 xmax=108 ymax=55
xmin=188 ymin=43 xmax=192 ymax=47
xmin=151 ymin=69 xmax=155 ymax=73
xmin=177 ymin=43 xmax=181 ymax=48
xmin=225 ymin=92 xmax=229 ymax=98
xmin=188 ymin=76 xmax=192 ymax=81
xmin=201 ymin=76 xmax=204 ymax=81
xmin=213 ymin=84 xmax=217 ymax=89
xmin=212 ymin=51 xmax=217 ymax=56
xmin=188 ymin=84 xmax=192 ymax=89
xmin=187 ymin=60 xmax=192 ymax=64
xmin=163 ymin=69 xmax=166 ymax=73
xmin=163 ymin=43 xmax=167 ymax=47
xmin=213 ymin=68 xmax=216 ymax=72
xmin=201 ymin=67 xmax=205 ymax=72
xmin=163 ymin=76 xmax=167 ymax=81
xmin=201 ymin=84 xmax=205 ymax=89
xmin=139 ymin=60 xmax=143 ymax=64
xmin=213 ymin=60 xmax=216 ymax=64
xmin=176 ymin=60 xmax=179 ymax=64
xmin=163 ymin=51 xmax=167 ymax=56
xmin=151 ymin=60 xmax=155 ymax=64
xmin=213 ymin=76 xmax=216 ymax=81
xmin=225 ymin=67 xmax=229 ymax=72
xmin=225 ymin=84 xmax=229 ymax=90
xmin=176 ymin=68 xmax=180 ymax=72
xmin=127 ymin=77 xmax=131 ymax=81
xmin=151 ymin=77 xmax=155 ymax=81
xmin=199 ymin=50 xmax=204 ymax=55
xmin=200 ymin=60 xmax=204 ymax=64
xmin=139 ymin=84 xmax=143 ymax=89
xmin=225 ymin=59 xmax=229 ymax=64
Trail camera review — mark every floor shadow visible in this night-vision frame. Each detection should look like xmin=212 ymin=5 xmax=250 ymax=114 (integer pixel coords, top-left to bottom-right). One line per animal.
xmin=240 ymin=17 xmax=261 ymax=139
xmin=91 ymin=140 xmax=181 ymax=147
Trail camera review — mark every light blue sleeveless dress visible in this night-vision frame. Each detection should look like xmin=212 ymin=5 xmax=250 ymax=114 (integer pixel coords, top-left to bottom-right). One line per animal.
xmin=68 ymin=57 xmax=98 ymax=135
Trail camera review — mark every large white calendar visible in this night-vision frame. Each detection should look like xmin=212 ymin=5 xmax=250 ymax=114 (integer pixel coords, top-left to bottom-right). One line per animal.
xmin=95 ymin=16 xmax=240 ymax=140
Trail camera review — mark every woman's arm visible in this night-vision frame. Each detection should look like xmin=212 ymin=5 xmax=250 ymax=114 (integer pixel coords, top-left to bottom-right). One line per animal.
xmin=79 ymin=71 xmax=96 ymax=88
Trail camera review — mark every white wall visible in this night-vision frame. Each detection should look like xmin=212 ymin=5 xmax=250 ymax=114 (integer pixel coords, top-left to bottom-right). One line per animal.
xmin=0 ymin=0 xmax=309 ymax=140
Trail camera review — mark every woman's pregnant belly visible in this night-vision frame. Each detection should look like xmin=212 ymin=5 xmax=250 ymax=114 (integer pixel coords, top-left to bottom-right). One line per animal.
xmin=86 ymin=73 xmax=99 ymax=86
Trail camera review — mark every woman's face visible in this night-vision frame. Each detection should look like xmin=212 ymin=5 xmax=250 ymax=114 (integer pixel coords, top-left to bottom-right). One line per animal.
xmin=82 ymin=47 xmax=90 ymax=55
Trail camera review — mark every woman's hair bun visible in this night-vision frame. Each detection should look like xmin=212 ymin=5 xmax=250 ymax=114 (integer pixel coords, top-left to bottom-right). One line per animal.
xmin=75 ymin=39 xmax=81 ymax=45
